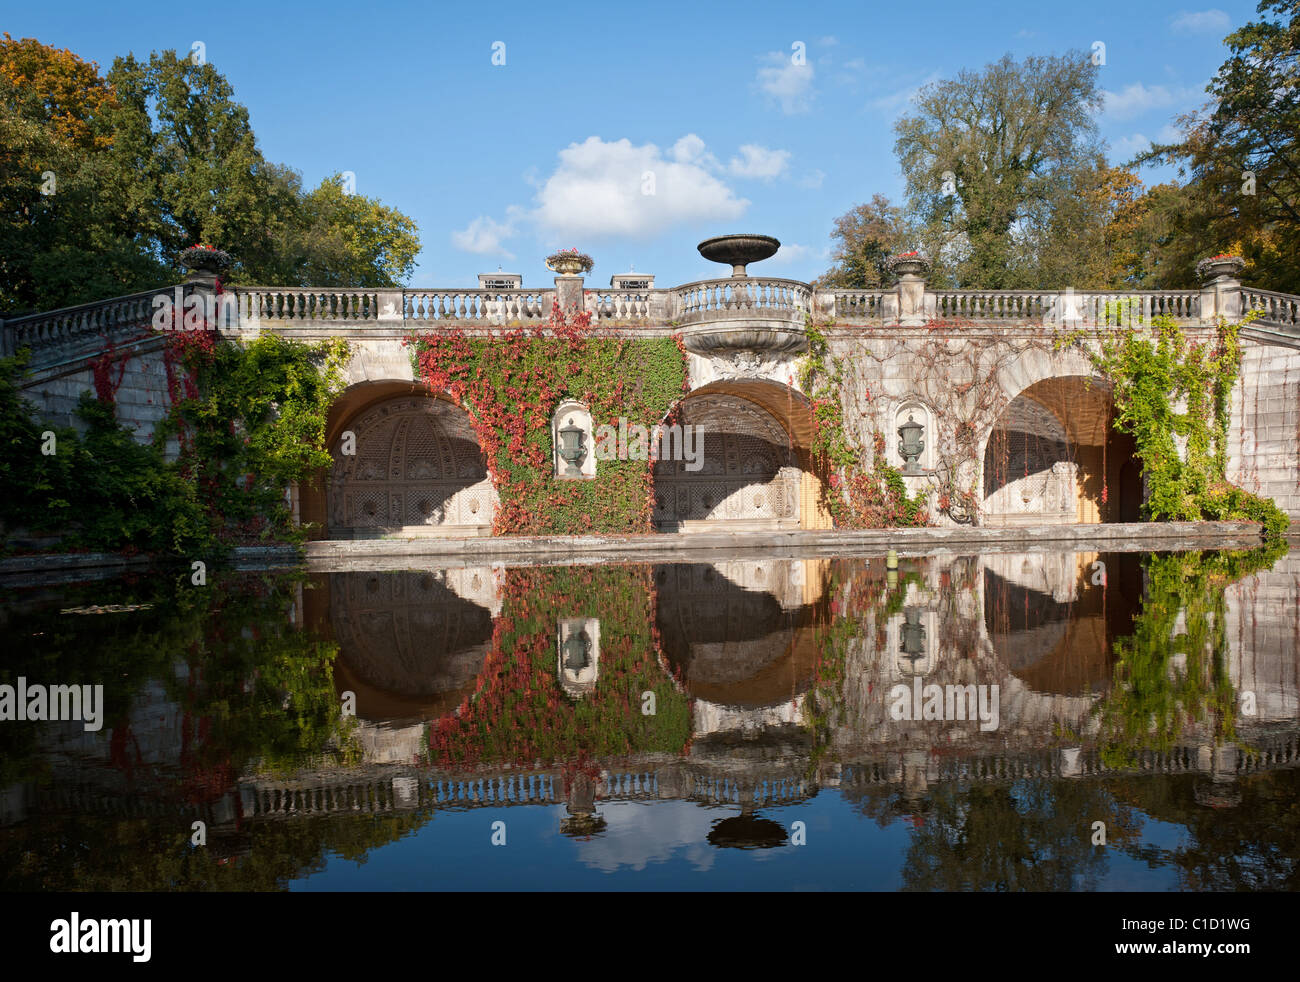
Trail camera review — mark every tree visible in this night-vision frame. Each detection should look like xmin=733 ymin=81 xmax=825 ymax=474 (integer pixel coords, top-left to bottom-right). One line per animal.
xmin=0 ymin=35 xmax=169 ymax=312
xmin=815 ymin=194 xmax=912 ymax=289
xmin=892 ymin=52 xmax=1105 ymax=288
xmin=2 ymin=39 xmax=422 ymax=312
xmin=1036 ymin=163 xmax=1148 ymax=289
xmin=1138 ymin=1 xmax=1300 ymax=292
xmin=104 ymin=51 xmax=302 ymax=281
xmin=252 ymin=174 xmax=419 ymax=288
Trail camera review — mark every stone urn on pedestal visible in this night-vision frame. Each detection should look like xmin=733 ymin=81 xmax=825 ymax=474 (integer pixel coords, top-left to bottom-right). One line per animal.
xmin=680 ymin=233 xmax=807 ymax=370
xmin=1195 ymin=254 xmax=1245 ymax=282
xmin=897 ymin=414 xmax=925 ymax=474
xmin=546 ymin=249 xmax=593 ymax=311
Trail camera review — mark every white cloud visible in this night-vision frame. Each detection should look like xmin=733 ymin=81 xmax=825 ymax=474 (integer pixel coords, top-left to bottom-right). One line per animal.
xmin=671 ymin=133 xmax=717 ymax=168
xmin=798 ymin=169 xmax=826 ymax=189
xmin=756 ymin=51 xmax=816 ymax=114
xmin=570 ymin=801 xmax=717 ymax=873
xmin=1171 ymin=9 xmax=1230 ymax=34
xmin=451 ymin=215 xmax=516 ymax=257
xmin=818 ymin=35 xmax=839 ymax=46
xmin=768 ymin=243 xmax=820 ymax=265
xmin=728 ymin=144 xmax=791 ymax=180
xmin=1100 ymin=82 xmax=1193 ymax=120
xmin=1157 ymin=122 xmax=1185 ymax=143
xmin=532 ymin=135 xmax=749 ymax=238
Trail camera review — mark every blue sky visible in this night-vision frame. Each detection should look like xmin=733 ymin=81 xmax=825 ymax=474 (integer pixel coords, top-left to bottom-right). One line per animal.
xmin=7 ymin=0 xmax=1256 ymax=286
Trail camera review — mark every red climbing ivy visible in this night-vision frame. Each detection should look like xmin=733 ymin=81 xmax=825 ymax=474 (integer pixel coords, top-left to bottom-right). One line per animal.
xmin=89 ymin=333 xmax=134 ymax=403
xmin=408 ymin=303 xmax=688 ymax=535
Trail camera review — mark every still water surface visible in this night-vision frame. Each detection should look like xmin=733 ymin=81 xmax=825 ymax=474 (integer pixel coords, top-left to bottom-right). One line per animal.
xmin=3 ymin=545 xmax=1298 ymax=891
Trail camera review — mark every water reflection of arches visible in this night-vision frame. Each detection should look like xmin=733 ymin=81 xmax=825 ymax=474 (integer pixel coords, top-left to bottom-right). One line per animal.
xmin=980 ymin=552 xmax=1142 ymax=696
xmin=304 ymin=570 xmax=497 ymax=722
xmin=653 ymin=380 xmax=831 ymax=531
xmin=654 ymin=559 xmax=829 ymax=708
xmin=305 ymin=382 xmax=497 ymax=538
xmin=981 ymin=376 xmax=1141 ymax=524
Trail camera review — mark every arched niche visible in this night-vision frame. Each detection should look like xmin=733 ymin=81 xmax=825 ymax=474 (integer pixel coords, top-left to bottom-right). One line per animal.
xmin=327 ymin=392 xmax=497 ymax=535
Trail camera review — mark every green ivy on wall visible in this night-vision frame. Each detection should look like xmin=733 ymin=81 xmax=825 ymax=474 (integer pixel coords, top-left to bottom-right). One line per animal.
xmin=1 ymin=326 xmax=349 ymax=556
xmin=428 ymin=564 xmax=691 ymax=766
xmin=1073 ymin=314 xmax=1288 ymax=539
xmin=0 ymin=352 xmax=207 ymax=554
xmin=157 ymin=330 xmax=350 ymax=548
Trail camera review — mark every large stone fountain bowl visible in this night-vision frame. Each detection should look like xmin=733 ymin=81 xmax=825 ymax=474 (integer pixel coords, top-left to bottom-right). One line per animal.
xmin=698 ymin=234 xmax=781 ymax=277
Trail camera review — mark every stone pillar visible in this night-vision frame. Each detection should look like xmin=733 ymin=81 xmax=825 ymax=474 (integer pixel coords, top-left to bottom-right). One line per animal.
xmin=897 ymin=271 xmax=929 ymax=326
xmin=650 ymin=289 xmax=675 ymax=323
xmin=554 ymin=275 xmax=584 ymax=316
xmin=891 ymin=266 xmax=933 ymax=326
xmin=375 ymin=289 xmax=403 ymax=323
xmin=814 ymin=289 xmax=836 ymax=321
xmin=1197 ymin=257 xmax=1244 ymax=325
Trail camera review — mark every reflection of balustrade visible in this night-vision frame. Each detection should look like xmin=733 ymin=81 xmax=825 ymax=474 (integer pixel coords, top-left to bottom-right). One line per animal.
xmin=836 ymin=731 xmax=1300 ymax=787
xmin=18 ymin=728 xmax=1300 ymax=829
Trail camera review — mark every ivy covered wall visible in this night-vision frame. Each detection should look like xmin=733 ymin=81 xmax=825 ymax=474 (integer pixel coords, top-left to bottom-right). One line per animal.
xmin=408 ymin=303 xmax=688 ymax=535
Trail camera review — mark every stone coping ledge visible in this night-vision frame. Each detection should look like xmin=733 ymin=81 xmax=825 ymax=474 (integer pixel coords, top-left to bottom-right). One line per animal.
xmin=0 ymin=523 xmax=1279 ymax=583
xmin=304 ymin=521 xmax=1272 ymax=570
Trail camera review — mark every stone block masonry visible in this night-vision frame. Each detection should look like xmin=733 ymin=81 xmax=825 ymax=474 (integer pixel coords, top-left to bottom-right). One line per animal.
xmin=1228 ymin=337 xmax=1300 ymax=516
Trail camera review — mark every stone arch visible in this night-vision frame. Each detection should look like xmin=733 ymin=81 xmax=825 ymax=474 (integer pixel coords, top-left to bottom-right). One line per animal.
xmin=303 ymin=380 xmax=497 ymax=538
xmin=979 ymin=373 xmax=1141 ymax=524
xmin=653 ymin=379 xmax=831 ymax=530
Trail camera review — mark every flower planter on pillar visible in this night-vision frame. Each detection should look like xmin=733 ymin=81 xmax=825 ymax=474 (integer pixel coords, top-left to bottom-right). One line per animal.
xmin=1196 ymin=255 xmax=1244 ymax=324
xmin=179 ymin=245 xmax=232 ymax=291
xmin=547 ymin=250 xmax=592 ymax=315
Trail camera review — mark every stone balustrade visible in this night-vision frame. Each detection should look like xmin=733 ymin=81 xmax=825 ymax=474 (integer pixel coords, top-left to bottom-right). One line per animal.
xmin=673 ymin=276 xmax=811 ymax=324
xmin=928 ymin=289 xmax=1202 ymax=326
xmin=236 ymin=287 xmax=379 ymax=323
xmin=1 ymin=287 xmax=163 ymax=360
xmin=404 ymin=288 xmax=553 ymax=323
xmin=5 ymin=267 xmax=1300 ymax=372
xmin=1242 ymin=287 xmax=1300 ymax=329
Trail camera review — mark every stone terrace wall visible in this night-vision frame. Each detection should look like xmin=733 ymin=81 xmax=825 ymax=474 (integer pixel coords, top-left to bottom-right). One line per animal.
xmin=25 ymin=339 xmax=174 ymax=446
xmin=1228 ymin=336 xmax=1300 ymax=521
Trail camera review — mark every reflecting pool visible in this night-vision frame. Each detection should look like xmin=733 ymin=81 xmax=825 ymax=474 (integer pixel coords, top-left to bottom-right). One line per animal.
xmin=3 ymin=545 xmax=1298 ymax=890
